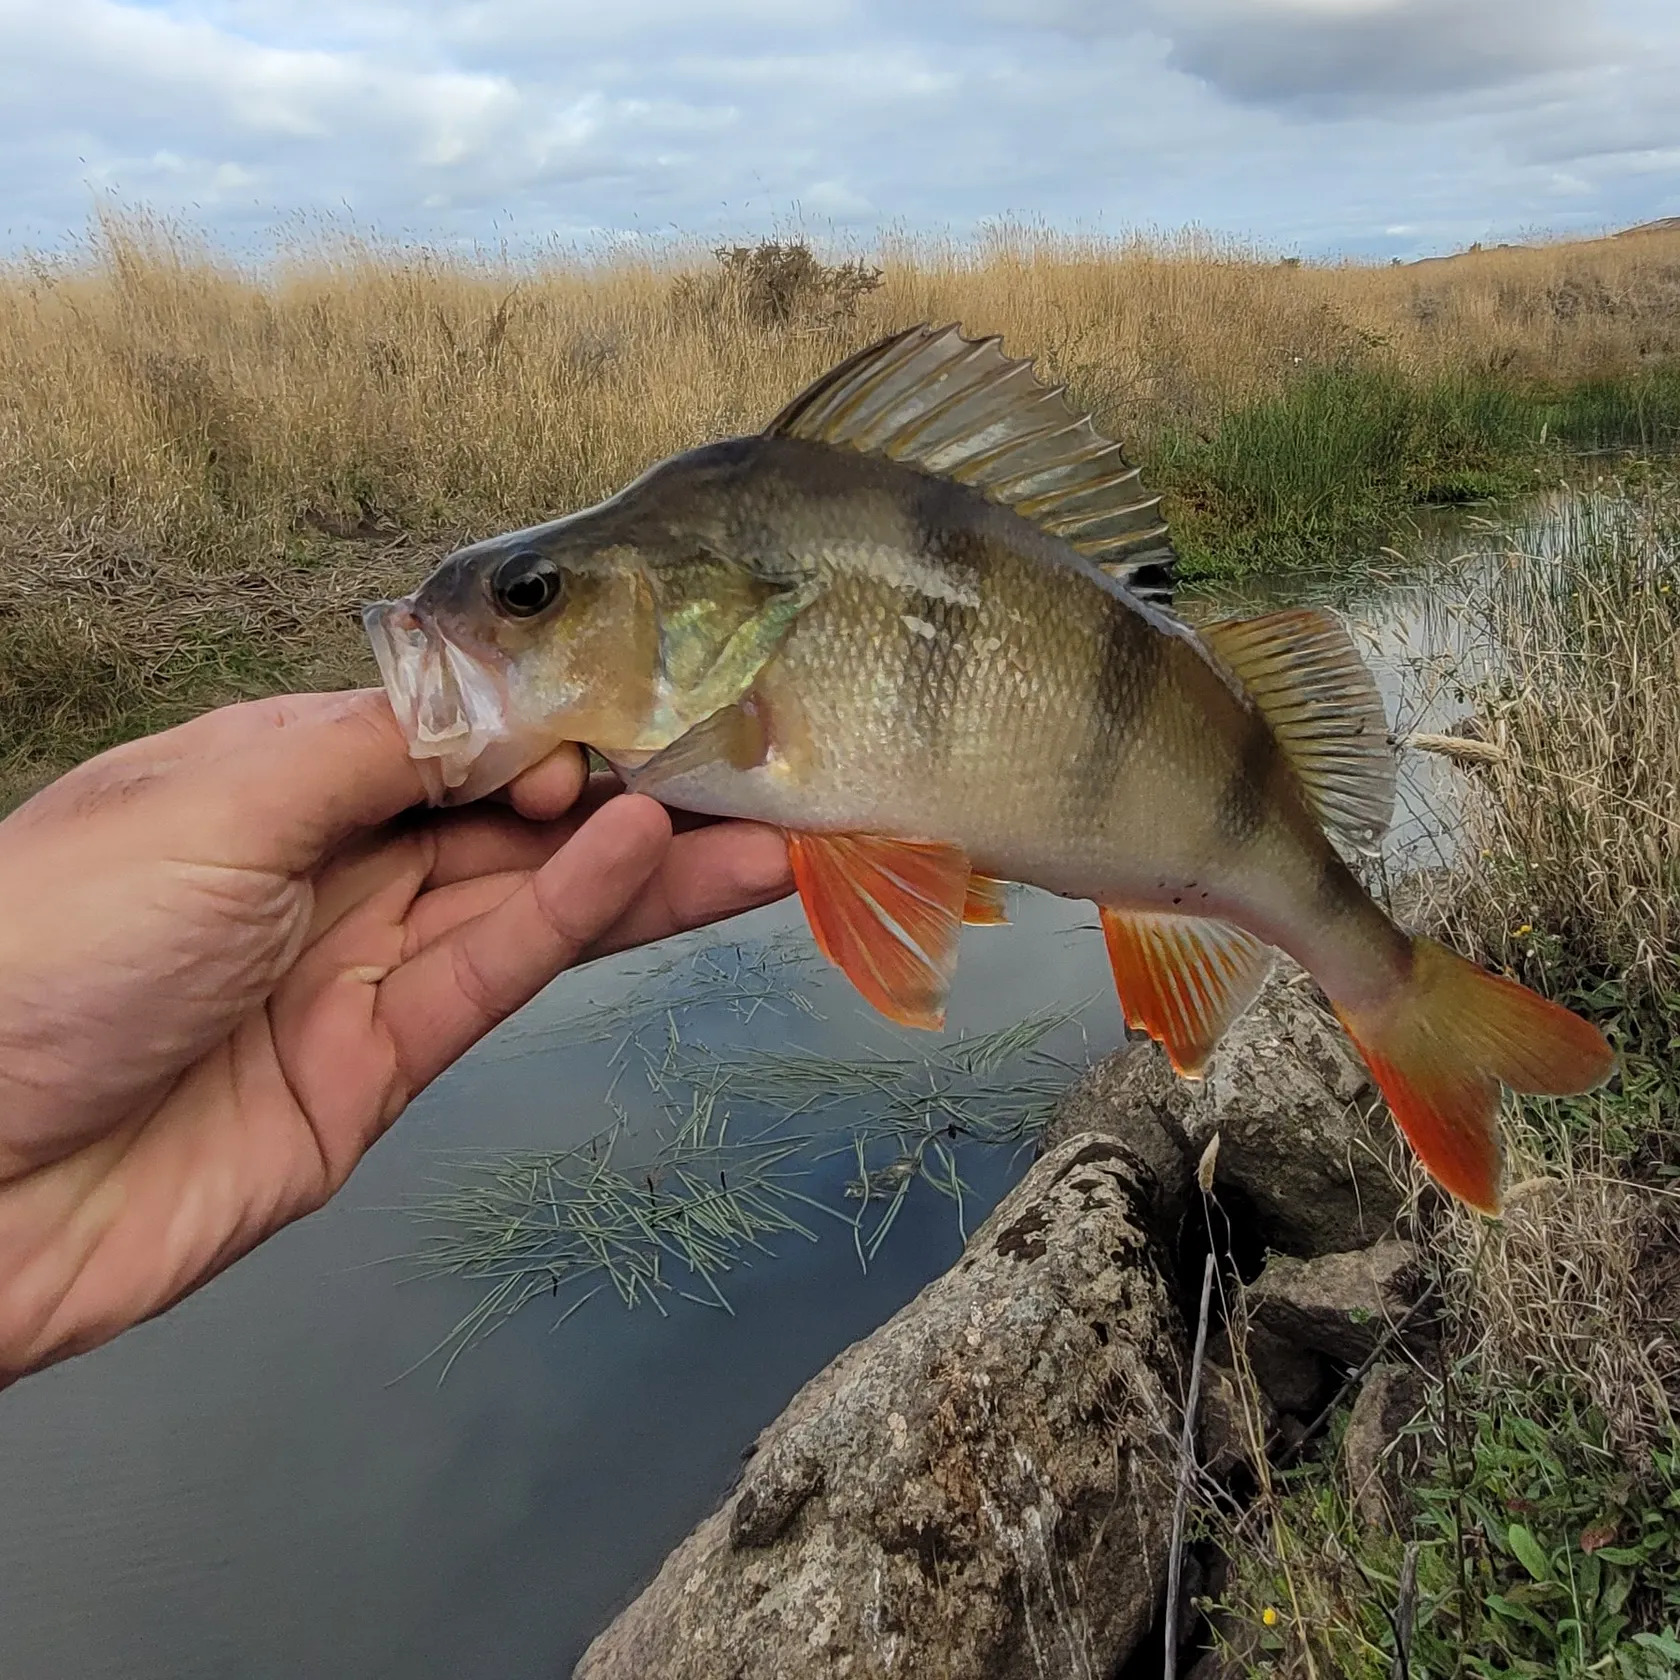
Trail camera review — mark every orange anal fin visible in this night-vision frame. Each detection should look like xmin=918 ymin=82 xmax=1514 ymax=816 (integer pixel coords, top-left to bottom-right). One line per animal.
xmin=1333 ymin=936 xmax=1615 ymax=1216
xmin=1099 ymin=907 xmax=1273 ymax=1078
xmin=787 ymin=833 xmax=970 ymax=1030
xmin=963 ymin=873 xmax=1012 ymax=926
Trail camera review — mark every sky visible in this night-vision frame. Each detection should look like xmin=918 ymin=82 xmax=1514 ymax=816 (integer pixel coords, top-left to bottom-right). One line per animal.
xmin=1 ymin=0 xmax=1678 ymax=259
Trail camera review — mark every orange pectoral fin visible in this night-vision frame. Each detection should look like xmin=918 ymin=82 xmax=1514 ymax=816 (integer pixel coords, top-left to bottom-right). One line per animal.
xmin=787 ymin=832 xmax=971 ymax=1030
xmin=963 ymin=873 xmax=1012 ymax=926
xmin=1099 ymin=906 xmax=1274 ymax=1078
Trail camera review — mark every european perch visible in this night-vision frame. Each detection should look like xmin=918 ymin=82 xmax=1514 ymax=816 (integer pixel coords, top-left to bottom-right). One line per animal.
xmin=364 ymin=323 xmax=1613 ymax=1213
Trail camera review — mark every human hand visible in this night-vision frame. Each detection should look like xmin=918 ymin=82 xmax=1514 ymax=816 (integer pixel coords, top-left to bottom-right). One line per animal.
xmin=0 ymin=690 xmax=792 ymax=1386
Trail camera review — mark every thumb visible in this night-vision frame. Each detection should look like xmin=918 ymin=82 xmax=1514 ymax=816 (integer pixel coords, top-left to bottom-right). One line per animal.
xmin=179 ymin=691 xmax=431 ymax=867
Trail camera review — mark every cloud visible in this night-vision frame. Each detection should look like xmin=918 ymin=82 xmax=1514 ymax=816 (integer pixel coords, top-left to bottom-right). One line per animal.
xmin=0 ymin=0 xmax=1675 ymax=258
xmin=973 ymin=0 xmax=1599 ymax=111
xmin=1155 ymin=0 xmax=1598 ymax=110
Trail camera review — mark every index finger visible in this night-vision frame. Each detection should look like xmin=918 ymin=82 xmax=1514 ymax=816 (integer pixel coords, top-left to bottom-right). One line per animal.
xmin=375 ymin=794 xmax=675 ymax=1098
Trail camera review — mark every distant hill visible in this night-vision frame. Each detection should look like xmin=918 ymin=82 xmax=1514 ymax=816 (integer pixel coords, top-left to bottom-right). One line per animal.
xmin=1409 ymin=218 xmax=1680 ymax=266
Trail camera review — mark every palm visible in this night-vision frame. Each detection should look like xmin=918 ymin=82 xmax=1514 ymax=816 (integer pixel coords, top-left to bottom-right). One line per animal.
xmin=0 ymin=693 xmax=791 ymax=1385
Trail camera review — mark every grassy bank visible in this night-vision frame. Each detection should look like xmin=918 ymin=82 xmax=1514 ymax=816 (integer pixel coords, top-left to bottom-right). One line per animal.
xmin=4 ymin=216 xmax=1680 ymax=792
xmin=1206 ymin=479 xmax=1680 ymax=1678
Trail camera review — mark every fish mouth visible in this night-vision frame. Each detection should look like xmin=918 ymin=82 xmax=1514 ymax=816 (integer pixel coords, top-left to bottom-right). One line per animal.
xmin=363 ymin=597 xmax=535 ymax=806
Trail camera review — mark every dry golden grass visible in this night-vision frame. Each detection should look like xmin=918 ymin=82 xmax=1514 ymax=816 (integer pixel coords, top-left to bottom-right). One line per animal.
xmin=1435 ymin=485 xmax=1680 ymax=1009
xmin=1204 ymin=480 xmax=1680 ymax=1676
xmin=3 ymin=210 xmax=1680 ymax=796
xmin=4 ymin=211 xmax=1680 ymax=569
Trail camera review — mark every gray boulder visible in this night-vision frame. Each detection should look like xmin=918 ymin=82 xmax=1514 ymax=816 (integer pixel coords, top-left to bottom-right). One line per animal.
xmin=574 ymin=1134 xmax=1188 ymax=1680
xmin=1197 ymin=1360 xmax=1280 ymax=1479
xmin=1046 ymin=968 xmax=1409 ymax=1258
xmin=1181 ymin=970 xmax=1408 ymax=1256
xmin=1343 ymin=1363 xmax=1431 ymax=1528
xmin=1044 ymin=1043 xmax=1197 ymax=1224
xmin=1209 ymin=1322 xmax=1329 ymax=1419
xmin=1247 ymin=1239 xmax=1430 ymax=1366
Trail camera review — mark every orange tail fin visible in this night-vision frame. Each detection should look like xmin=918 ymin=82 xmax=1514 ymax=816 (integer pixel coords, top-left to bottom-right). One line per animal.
xmin=1333 ymin=938 xmax=1614 ymax=1214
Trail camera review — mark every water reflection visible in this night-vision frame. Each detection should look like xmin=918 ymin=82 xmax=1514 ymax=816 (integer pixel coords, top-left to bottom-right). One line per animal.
xmin=0 ymin=891 xmax=1119 ymax=1680
xmin=1186 ymin=490 xmax=1595 ymax=874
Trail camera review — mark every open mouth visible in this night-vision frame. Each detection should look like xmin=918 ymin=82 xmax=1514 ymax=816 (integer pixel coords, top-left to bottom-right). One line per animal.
xmin=363 ymin=598 xmax=514 ymax=805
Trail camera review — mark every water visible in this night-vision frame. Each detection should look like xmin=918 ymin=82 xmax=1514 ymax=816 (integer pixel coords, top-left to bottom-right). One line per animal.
xmin=0 ymin=493 xmax=1568 ymax=1679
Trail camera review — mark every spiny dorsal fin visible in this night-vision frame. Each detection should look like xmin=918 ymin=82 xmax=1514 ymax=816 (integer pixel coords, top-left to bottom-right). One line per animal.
xmin=1201 ymin=608 xmax=1395 ymax=852
xmin=765 ymin=323 xmax=1178 ymax=605
xmin=1099 ymin=907 xmax=1273 ymax=1078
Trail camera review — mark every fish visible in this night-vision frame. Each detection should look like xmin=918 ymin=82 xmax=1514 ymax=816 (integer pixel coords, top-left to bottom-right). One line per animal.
xmin=363 ymin=322 xmax=1614 ymax=1214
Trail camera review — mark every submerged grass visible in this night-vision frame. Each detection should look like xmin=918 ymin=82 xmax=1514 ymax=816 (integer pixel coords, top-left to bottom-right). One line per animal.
xmin=398 ymin=935 xmax=1091 ymax=1373
xmin=5 ymin=215 xmax=1680 ymax=794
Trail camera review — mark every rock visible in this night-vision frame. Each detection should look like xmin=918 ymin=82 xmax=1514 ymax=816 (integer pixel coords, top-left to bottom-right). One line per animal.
xmin=1183 ymin=1656 xmax=1224 ymax=1680
xmin=1181 ymin=970 xmax=1408 ymax=1256
xmin=1247 ymin=1240 xmax=1430 ymax=1366
xmin=1184 ymin=1649 xmax=1243 ymax=1680
xmin=574 ymin=1134 xmax=1187 ymax=1680
xmin=1185 ymin=1604 xmax=1264 ymax=1680
xmin=1208 ymin=1324 xmax=1328 ymax=1418
xmin=1047 ymin=970 xmax=1409 ymax=1259
xmin=1044 ymin=1044 xmax=1197 ymax=1225
xmin=1343 ymin=1363 xmax=1431 ymax=1528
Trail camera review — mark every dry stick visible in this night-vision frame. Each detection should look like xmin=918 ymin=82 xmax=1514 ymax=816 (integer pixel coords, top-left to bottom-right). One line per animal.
xmin=1163 ymin=1251 xmax=1217 ymax=1680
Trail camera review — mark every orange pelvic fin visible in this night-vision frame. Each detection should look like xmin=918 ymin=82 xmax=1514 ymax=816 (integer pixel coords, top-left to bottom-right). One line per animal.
xmin=787 ymin=832 xmax=971 ymax=1030
xmin=1334 ymin=937 xmax=1615 ymax=1215
xmin=1099 ymin=907 xmax=1273 ymax=1078
xmin=963 ymin=873 xmax=1012 ymax=927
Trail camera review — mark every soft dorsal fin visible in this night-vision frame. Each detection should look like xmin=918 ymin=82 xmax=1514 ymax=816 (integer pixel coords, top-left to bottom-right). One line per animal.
xmin=765 ymin=323 xmax=1177 ymax=605
xmin=1201 ymin=608 xmax=1396 ymax=852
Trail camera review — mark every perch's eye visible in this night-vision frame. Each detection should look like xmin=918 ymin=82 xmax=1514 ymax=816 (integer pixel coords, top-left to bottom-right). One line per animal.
xmin=492 ymin=553 xmax=563 ymax=618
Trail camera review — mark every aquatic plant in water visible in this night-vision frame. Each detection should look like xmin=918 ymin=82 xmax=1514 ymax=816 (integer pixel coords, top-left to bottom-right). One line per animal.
xmin=399 ymin=935 xmax=1091 ymax=1374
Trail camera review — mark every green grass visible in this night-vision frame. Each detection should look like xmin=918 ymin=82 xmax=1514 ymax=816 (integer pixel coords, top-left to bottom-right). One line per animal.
xmin=1545 ymin=369 xmax=1680 ymax=456
xmin=1212 ymin=1377 xmax=1680 ymax=1679
xmin=1152 ymin=365 xmax=1680 ymax=579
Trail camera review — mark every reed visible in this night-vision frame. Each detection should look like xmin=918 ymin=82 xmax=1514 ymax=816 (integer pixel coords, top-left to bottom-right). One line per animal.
xmin=1434 ymin=480 xmax=1680 ymax=1023
xmin=6 ymin=214 xmax=1679 ymax=570
xmin=1204 ymin=478 xmax=1680 ymax=1676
